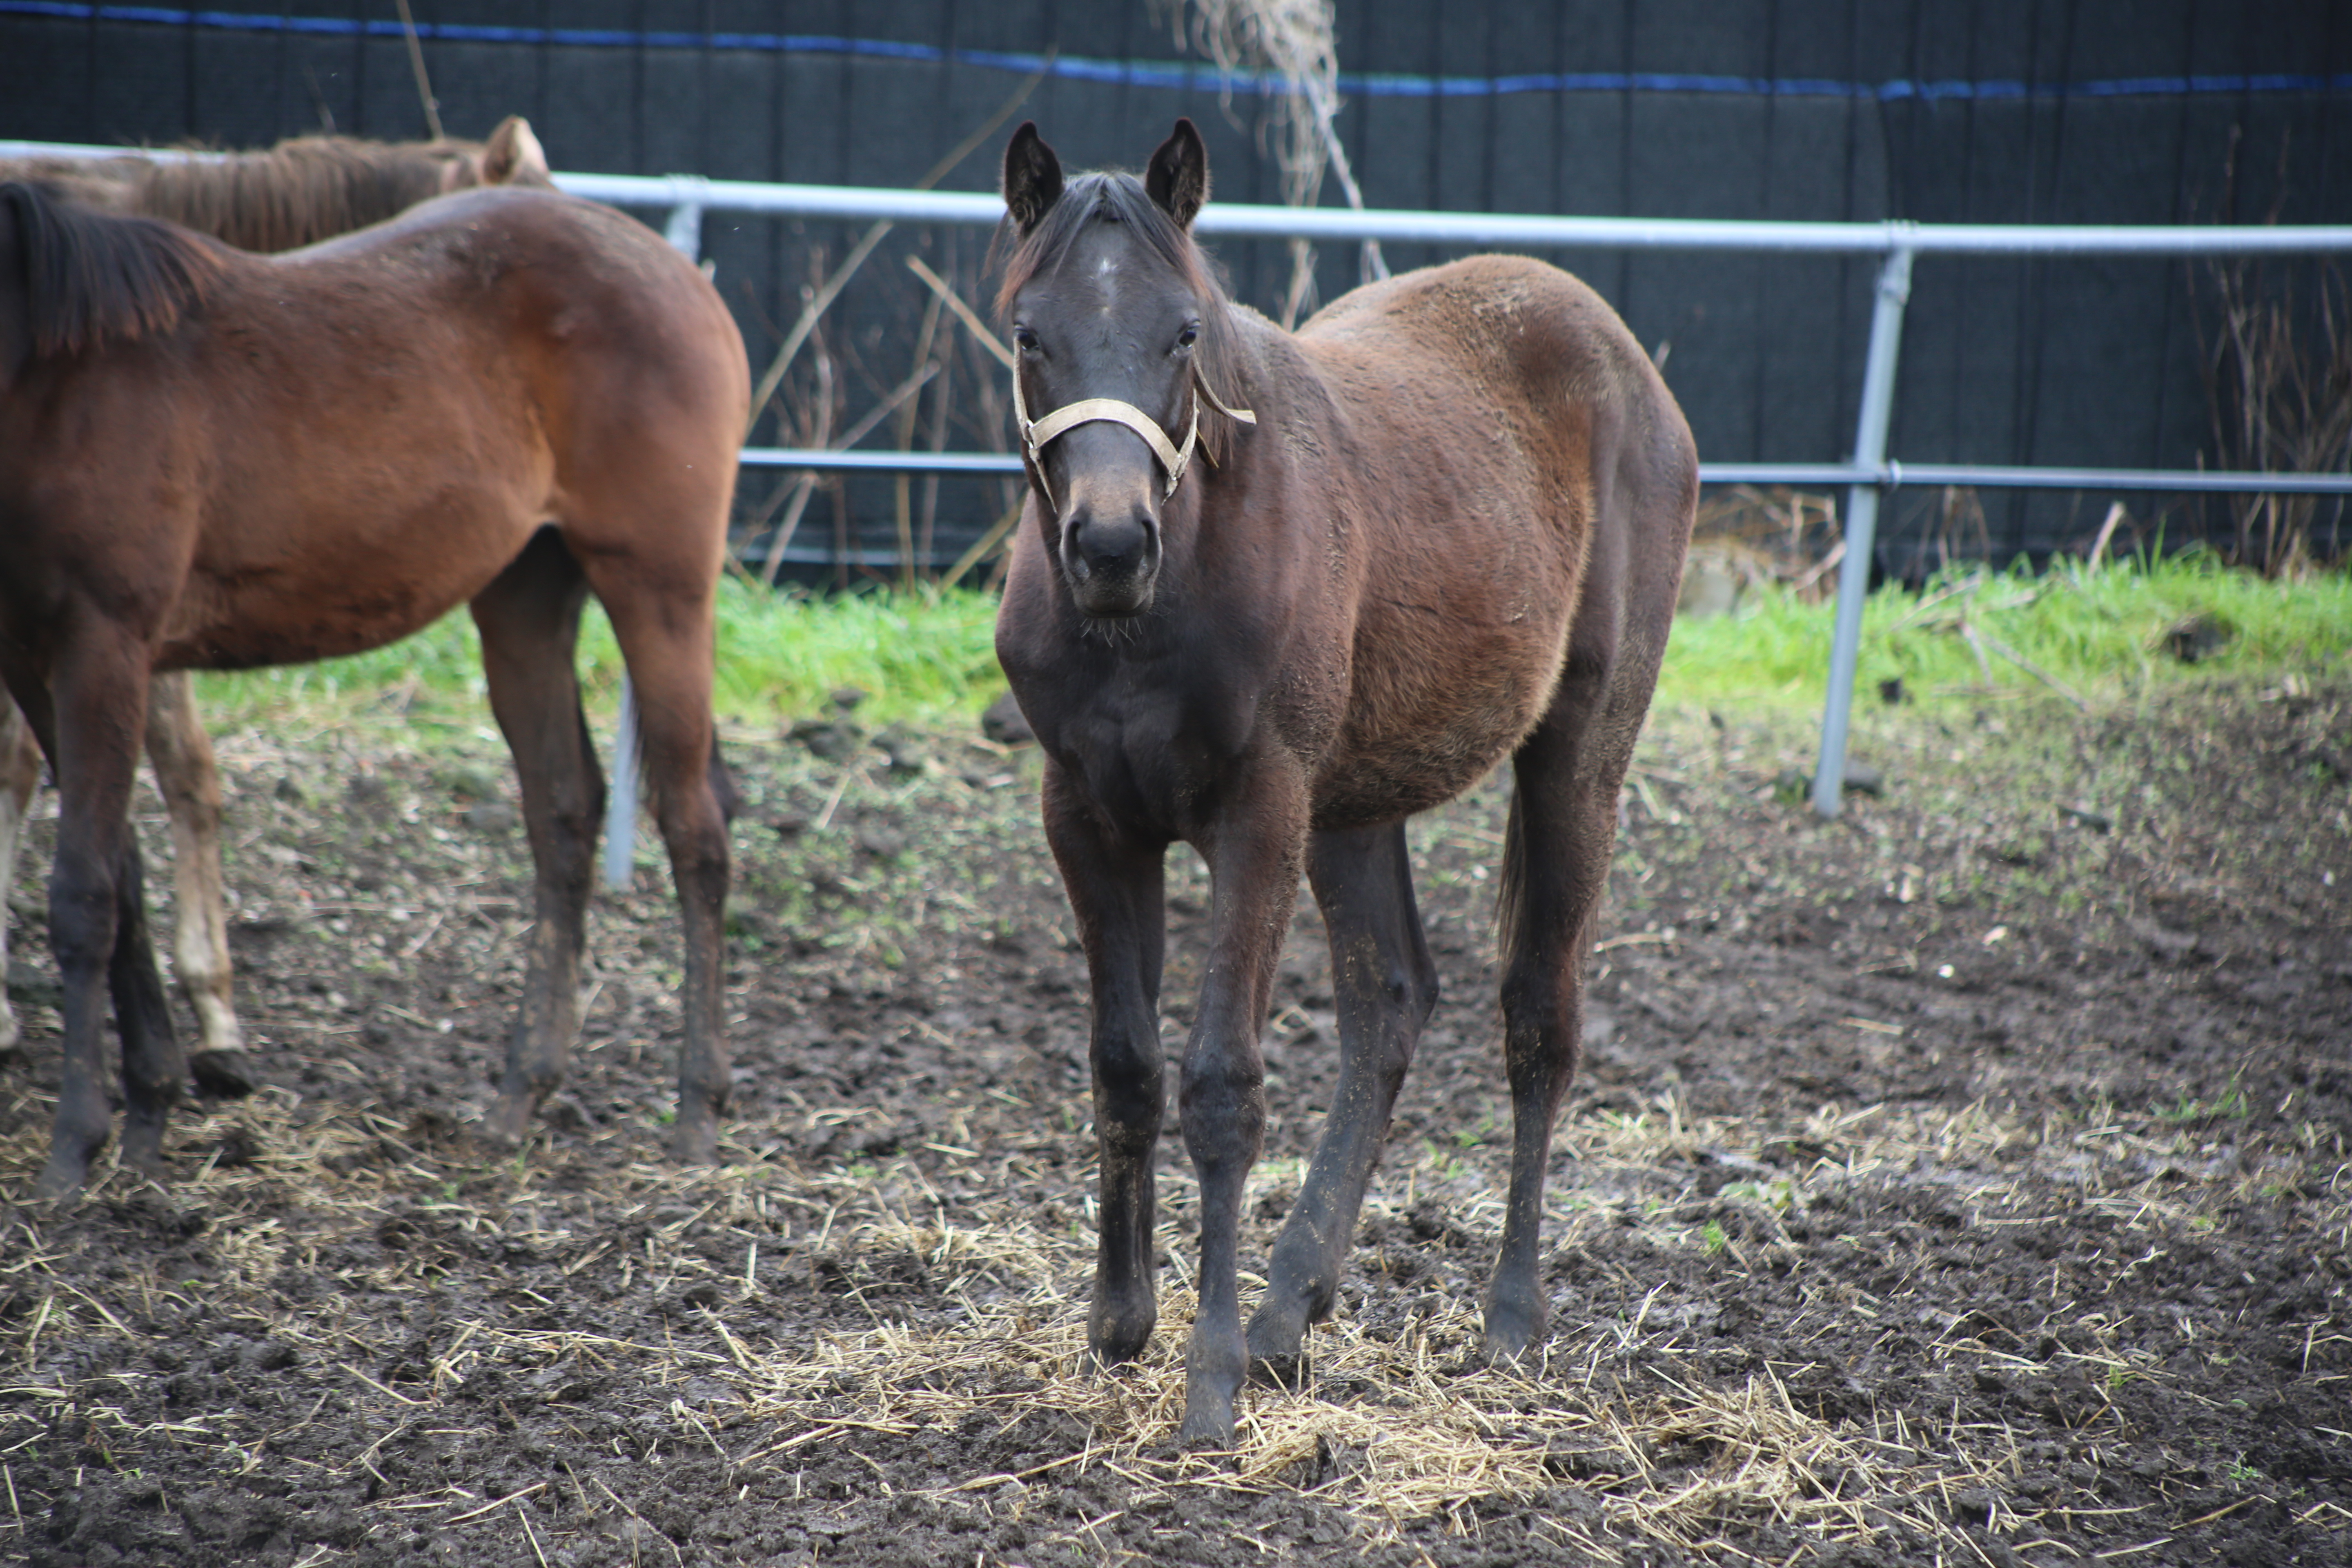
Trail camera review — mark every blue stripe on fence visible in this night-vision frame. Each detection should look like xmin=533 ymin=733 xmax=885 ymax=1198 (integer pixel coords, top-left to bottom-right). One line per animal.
xmin=4 ymin=2 xmax=2349 ymax=104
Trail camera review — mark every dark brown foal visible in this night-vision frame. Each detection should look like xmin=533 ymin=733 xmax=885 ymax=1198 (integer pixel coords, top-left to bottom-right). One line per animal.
xmin=991 ymin=120 xmax=1697 ymax=1445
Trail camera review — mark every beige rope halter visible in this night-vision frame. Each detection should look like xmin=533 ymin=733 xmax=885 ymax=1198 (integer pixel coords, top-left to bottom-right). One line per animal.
xmin=1013 ymin=363 xmax=1256 ymax=510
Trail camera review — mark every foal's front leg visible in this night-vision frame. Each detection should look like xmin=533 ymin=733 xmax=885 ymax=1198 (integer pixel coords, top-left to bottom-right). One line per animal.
xmin=1177 ymin=766 xmax=1310 ymax=1447
xmin=1247 ymin=822 xmax=1438 ymax=1383
xmin=1040 ymin=764 xmax=1169 ymax=1365
xmin=24 ymin=639 xmax=183 ymax=1198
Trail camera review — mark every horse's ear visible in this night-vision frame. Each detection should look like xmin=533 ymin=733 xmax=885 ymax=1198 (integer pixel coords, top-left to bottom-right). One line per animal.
xmin=1145 ymin=118 xmax=1209 ymax=231
xmin=481 ymin=116 xmax=550 ymax=187
xmin=1003 ymin=122 xmax=1063 ymax=234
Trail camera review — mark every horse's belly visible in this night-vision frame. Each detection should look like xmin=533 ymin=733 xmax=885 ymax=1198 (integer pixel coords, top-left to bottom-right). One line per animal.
xmin=1310 ymin=634 xmax=1564 ymax=830
xmin=158 ymin=537 xmax=517 ymax=671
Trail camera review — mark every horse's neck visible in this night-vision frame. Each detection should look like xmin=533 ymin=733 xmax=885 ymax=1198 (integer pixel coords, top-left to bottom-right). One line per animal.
xmin=1211 ymin=310 xmax=1346 ymax=497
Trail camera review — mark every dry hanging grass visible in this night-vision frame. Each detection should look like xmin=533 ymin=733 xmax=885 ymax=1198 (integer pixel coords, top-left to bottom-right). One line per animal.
xmin=1157 ymin=0 xmax=1386 ymax=326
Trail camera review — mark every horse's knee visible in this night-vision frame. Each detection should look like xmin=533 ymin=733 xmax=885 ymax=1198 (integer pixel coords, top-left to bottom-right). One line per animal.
xmin=1090 ymin=1031 xmax=1165 ymax=1144
xmin=1395 ymin=952 xmax=1440 ymax=1028
xmin=1179 ymin=1053 xmax=1266 ymax=1166
xmin=1498 ymin=982 xmax=1581 ymax=1100
xmin=658 ymin=822 xmax=729 ymax=921
xmin=47 ymin=866 xmax=118 ymax=974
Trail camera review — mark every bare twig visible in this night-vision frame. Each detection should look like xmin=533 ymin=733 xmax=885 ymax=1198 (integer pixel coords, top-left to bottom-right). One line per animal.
xmin=745 ymin=226 xmax=893 ymax=443
xmin=897 ymin=289 xmax=947 ymax=587
xmin=392 ymin=0 xmax=444 ymax=141
xmin=937 ymin=502 xmax=1025 ymax=592
xmin=906 ymin=256 xmax=1015 ymax=370
xmin=742 ymin=60 xmax=1047 ymax=441
xmin=446 ymin=1481 xmax=546 ymax=1524
xmin=1969 ymin=626 xmax=2091 ymax=711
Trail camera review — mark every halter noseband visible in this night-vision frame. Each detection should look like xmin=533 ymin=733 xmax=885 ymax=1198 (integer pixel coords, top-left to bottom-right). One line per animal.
xmin=1013 ymin=363 xmax=1256 ymax=509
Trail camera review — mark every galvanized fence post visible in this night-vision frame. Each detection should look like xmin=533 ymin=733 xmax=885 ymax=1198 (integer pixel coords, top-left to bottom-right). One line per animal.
xmin=1812 ymin=235 xmax=1915 ymax=819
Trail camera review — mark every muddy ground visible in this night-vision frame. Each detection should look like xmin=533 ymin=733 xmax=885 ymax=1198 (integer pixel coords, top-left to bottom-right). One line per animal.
xmin=1 ymin=667 xmax=2347 ymax=1567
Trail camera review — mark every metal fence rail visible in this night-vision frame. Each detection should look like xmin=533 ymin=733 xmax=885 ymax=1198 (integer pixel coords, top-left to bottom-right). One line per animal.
xmin=13 ymin=138 xmax=2351 ymax=833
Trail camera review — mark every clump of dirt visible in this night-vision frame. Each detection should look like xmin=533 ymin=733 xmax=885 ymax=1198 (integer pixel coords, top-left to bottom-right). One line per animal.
xmin=1 ymin=676 xmax=2346 ymax=1566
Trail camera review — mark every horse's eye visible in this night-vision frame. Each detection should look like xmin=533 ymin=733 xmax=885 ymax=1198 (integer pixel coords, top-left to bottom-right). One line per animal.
xmin=1175 ymin=323 xmax=1199 ymax=352
xmin=1013 ymin=327 xmax=1041 ymax=355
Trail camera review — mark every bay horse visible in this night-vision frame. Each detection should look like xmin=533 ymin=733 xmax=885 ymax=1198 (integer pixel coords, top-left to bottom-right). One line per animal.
xmin=0 ymin=173 xmax=746 ymax=1198
xmin=991 ymin=121 xmax=1697 ymax=1445
xmin=0 ymin=116 xmax=552 ymax=1080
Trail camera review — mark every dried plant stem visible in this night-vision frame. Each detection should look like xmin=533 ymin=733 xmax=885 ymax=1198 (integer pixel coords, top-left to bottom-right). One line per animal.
xmin=896 ymin=289 xmax=947 ymax=588
xmin=906 ymin=256 xmax=1014 ymax=370
xmin=392 ymin=0 xmax=443 ymax=142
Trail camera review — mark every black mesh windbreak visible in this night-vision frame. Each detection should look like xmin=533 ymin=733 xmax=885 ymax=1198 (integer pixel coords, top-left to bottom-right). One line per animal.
xmin=5 ymin=0 xmax=2347 ymax=577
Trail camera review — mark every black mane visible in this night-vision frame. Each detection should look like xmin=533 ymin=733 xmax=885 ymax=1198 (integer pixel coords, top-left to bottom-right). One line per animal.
xmin=2 ymin=181 xmax=222 ymax=358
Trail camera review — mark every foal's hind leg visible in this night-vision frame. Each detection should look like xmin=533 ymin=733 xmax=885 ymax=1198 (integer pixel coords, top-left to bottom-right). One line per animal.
xmin=472 ymin=532 xmax=605 ymax=1146
xmin=1484 ymin=662 xmax=1654 ymax=1359
xmin=576 ymin=559 xmax=731 ymax=1164
xmin=1247 ymin=822 xmax=1438 ymax=1385
xmin=0 ymin=696 xmax=40 ymax=1055
xmin=145 ymin=670 xmax=252 ymax=1084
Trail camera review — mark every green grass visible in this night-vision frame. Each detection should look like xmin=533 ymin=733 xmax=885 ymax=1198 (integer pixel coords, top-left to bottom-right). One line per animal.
xmin=1662 ymin=549 xmax=2352 ymax=710
xmin=189 ymin=551 xmax=2349 ymax=742
xmin=196 ymin=578 xmax=1007 ymax=734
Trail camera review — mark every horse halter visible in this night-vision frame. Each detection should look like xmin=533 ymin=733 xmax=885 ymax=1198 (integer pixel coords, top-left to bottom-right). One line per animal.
xmin=1013 ymin=362 xmax=1256 ymax=510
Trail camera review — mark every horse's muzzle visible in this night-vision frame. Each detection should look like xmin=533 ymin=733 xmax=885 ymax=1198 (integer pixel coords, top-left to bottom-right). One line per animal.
xmin=1060 ymin=502 xmax=1161 ymax=618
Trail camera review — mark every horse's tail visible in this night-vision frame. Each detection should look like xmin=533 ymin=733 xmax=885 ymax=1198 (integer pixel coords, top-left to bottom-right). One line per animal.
xmin=1494 ymin=785 xmax=1530 ymax=975
xmin=0 ymin=180 xmax=223 ymax=360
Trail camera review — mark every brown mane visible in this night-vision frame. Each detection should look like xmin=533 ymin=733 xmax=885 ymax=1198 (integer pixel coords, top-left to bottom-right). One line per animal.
xmin=2 ymin=181 xmax=223 ymax=356
xmin=0 ymin=130 xmax=546 ymax=257
xmin=994 ymin=170 xmax=1247 ymax=458
xmin=0 ymin=133 xmax=531 ymax=255
xmin=126 ymin=138 xmax=469 ymax=252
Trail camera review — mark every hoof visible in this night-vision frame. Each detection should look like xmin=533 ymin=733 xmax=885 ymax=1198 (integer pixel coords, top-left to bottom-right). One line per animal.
xmin=1175 ymin=1403 xmax=1237 ymax=1451
xmin=1089 ymin=1292 xmax=1158 ymax=1367
xmin=189 ymin=1048 xmax=261 ymax=1098
xmin=120 ymin=1120 xmax=170 ymax=1179
xmin=1479 ymin=1312 xmax=1545 ymax=1367
xmin=1245 ymin=1305 xmax=1312 ymax=1389
xmin=484 ymin=1085 xmax=539 ymax=1147
xmin=670 ymin=1108 xmax=719 ymax=1165
xmin=33 ymin=1150 xmax=93 ymax=1202
xmin=1245 ymin=1339 xmax=1309 ymax=1390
